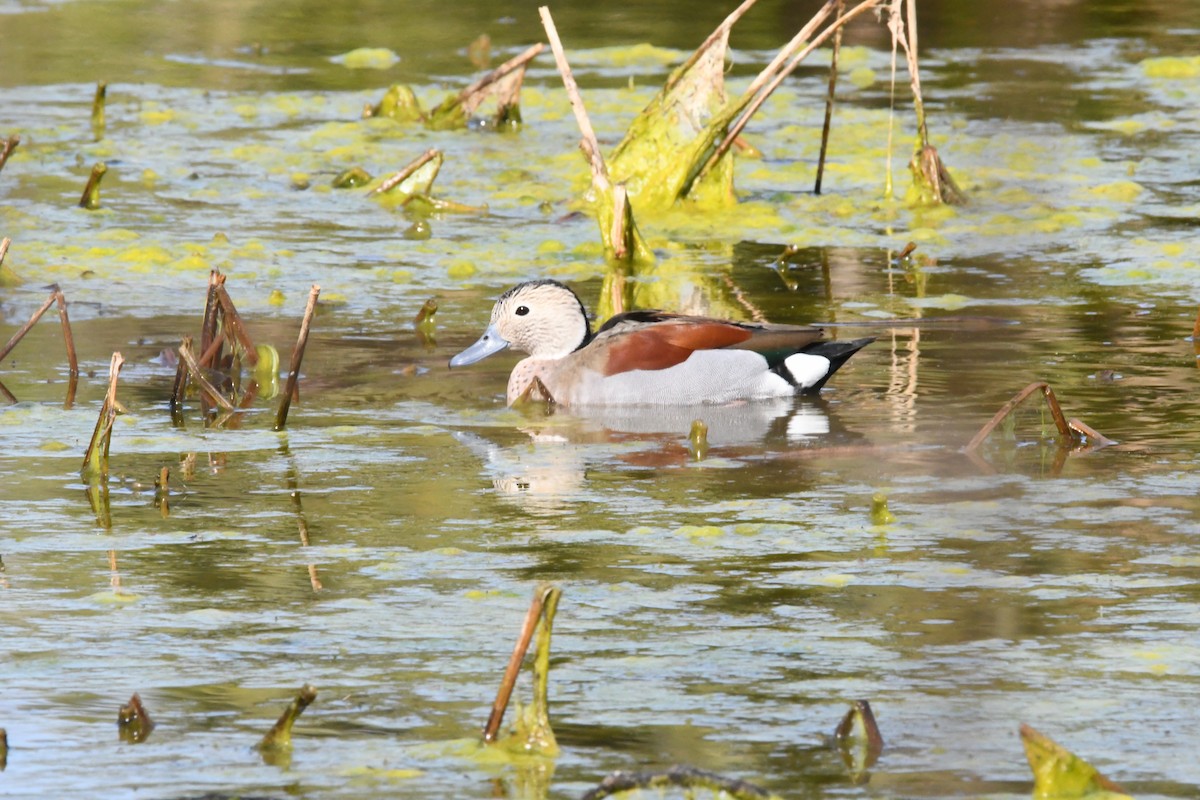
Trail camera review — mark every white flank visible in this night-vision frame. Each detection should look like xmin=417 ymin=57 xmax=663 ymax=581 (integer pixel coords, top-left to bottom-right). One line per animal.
xmin=783 ymin=353 xmax=831 ymax=389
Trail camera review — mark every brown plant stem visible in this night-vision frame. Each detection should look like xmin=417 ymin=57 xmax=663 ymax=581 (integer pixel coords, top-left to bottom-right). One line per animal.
xmin=54 ymin=288 xmax=79 ymax=376
xmin=258 ymin=684 xmax=318 ymax=751
xmin=169 ymin=337 xmax=190 ymax=423
xmin=0 ymin=135 xmax=19 ymax=175
xmin=215 ymin=286 xmax=259 ymax=366
xmin=78 ymin=162 xmax=107 ymax=209
xmin=91 ymin=82 xmax=107 ymax=141
xmin=814 ymin=0 xmax=846 ymax=195
xmin=274 ymin=284 xmax=320 ymax=431
xmin=965 ymin=381 xmax=1079 ymax=454
xmin=482 ymin=586 xmax=547 ymax=743
xmin=0 ymin=288 xmax=58 ymax=364
xmin=902 ymin=0 xmax=927 ymax=147
xmin=667 ymin=0 xmax=762 ymax=95
xmin=117 ymin=692 xmax=155 ymax=743
xmin=81 ymin=352 xmax=125 ymax=480
xmin=456 ymin=43 xmax=545 ymax=104
xmin=1067 ymin=418 xmax=1116 ymax=447
xmin=63 ymin=373 xmax=78 ymax=409
xmin=699 ymin=0 xmax=883 ymax=186
xmin=372 ymin=149 xmax=439 ymax=195
xmin=539 ymin=6 xmax=610 ymax=193
xmin=178 ymin=339 xmax=236 ymax=412
xmin=199 ymin=271 xmax=225 ymax=367
xmin=835 ymin=699 xmax=884 ymax=752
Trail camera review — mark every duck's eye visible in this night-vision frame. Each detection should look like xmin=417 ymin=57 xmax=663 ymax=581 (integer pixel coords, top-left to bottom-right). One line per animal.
xmin=515 ymin=305 xmax=530 ymax=316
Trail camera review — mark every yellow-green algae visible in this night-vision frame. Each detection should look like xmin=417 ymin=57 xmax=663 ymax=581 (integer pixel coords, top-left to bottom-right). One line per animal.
xmin=336 ymin=47 xmax=401 ymax=70
xmin=1139 ymin=55 xmax=1200 ymax=79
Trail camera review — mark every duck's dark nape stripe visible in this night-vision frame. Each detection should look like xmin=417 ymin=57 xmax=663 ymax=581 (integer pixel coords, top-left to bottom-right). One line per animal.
xmin=499 ymin=278 xmax=575 ymax=307
xmin=790 ymin=337 xmax=875 ymax=394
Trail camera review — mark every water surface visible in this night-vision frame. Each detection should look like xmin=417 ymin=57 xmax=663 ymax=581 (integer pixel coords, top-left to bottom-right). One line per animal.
xmin=1 ymin=1 xmax=1199 ymax=798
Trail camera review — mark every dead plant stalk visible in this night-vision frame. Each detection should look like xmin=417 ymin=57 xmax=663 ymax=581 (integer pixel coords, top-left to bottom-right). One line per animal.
xmin=482 ymin=586 xmax=548 ymax=743
xmin=178 ymin=339 xmax=237 ymax=412
xmin=274 ymin=284 xmax=320 ymax=431
xmin=372 ymin=149 xmax=440 ymax=195
xmin=539 ymin=6 xmax=610 ymax=191
xmin=0 ymin=283 xmax=78 ymax=375
xmin=696 ymin=0 xmax=885 ymax=186
xmin=81 ymin=352 xmax=125 ymax=479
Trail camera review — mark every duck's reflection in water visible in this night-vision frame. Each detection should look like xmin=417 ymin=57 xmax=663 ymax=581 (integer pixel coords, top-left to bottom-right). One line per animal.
xmin=454 ymin=399 xmax=857 ymax=512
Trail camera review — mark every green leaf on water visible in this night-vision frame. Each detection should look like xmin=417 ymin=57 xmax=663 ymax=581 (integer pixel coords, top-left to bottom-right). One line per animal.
xmin=1020 ymin=724 xmax=1132 ymax=800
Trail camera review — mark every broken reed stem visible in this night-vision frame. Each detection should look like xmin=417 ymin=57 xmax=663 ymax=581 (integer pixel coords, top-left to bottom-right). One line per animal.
xmin=117 ymin=692 xmax=155 ymax=743
xmin=0 ymin=135 xmax=19 ymax=175
xmin=1067 ymin=417 xmax=1116 ymax=447
xmin=78 ymin=162 xmax=107 ymax=209
xmin=372 ymin=148 xmax=439 ymax=195
xmin=91 ymin=81 xmax=107 ymax=141
xmin=884 ymin=1 xmax=900 ymax=197
xmin=530 ymin=584 xmax=560 ymax=730
xmin=666 ymin=0 xmax=762 ymax=95
xmin=169 ymin=336 xmax=191 ymax=421
xmin=0 ymin=284 xmax=79 ymax=376
xmin=964 ymin=381 xmax=1074 ymax=454
xmin=81 ymin=352 xmax=125 ymax=480
xmin=0 ymin=286 xmax=58 ymax=364
xmin=539 ymin=6 xmax=611 ymax=192
xmin=413 ymin=298 xmax=438 ymax=326
xmin=215 ymin=286 xmax=259 ymax=366
xmin=456 ymin=42 xmax=545 ymax=103
xmin=274 ymin=284 xmax=320 ymax=431
xmin=198 ymin=334 xmax=225 ymax=369
xmin=178 ymin=338 xmax=237 ymax=412
xmin=700 ymin=0 xmax=884 ymax=184
xmin=814 ymin=0 xmax=846 ymax=195
xmin=903 ymin=0 xmax=928 ymax=147
xmin=0 ymin=236 xmax=10 ymax=267
xmin=258 ymin=684 xmax=318 ymax=751
xmin=200 ymin=271 xmax=227 ymax=365
xmin=296 ymin=512 xmax=324 ymax=592
xmin=834 ymin=699 xmax=884 ymax=752
xmin=54 ymin=288 xmax=79 ymax=376
xmin=482 ymin=586 xmax=547 ymax=743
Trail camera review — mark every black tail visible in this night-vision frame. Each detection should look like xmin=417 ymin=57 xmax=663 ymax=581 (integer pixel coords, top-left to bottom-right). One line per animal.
xmin=796 ymin=337 xmax=874 ymax=394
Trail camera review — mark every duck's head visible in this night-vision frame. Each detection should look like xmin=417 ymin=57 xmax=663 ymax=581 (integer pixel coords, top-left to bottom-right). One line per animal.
xmin=449 ymin=280 xmax=590 ymax=367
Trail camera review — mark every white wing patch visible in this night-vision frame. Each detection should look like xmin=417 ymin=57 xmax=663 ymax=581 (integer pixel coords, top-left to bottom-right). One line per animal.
xmin=783 ymin=353 xmax=831 ymax=389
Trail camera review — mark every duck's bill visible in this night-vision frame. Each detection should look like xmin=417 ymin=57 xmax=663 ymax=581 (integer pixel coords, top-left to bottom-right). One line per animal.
xmin=449 ymin=324 xmax=510 ymax=367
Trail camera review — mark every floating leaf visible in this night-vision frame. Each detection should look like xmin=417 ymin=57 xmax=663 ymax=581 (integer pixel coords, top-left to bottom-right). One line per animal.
xmin=332 ymin=166 xmax=372 ymax=189
xmin=1020 ymin=724 xmax=1131 ymax=800
xmin=365 ymin=84 xmax=424 ymax=122
xmin=335 ymin=47 xmax=401 ymax=70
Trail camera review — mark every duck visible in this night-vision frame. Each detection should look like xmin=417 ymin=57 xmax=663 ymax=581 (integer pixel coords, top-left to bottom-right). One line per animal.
xmin=449 ymin=279 xmax=873 ymax=407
